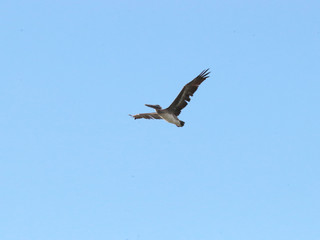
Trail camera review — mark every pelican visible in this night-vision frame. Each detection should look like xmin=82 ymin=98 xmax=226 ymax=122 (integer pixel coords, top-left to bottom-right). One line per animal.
xmin=129 ymin=69 xmax=210 ymax=127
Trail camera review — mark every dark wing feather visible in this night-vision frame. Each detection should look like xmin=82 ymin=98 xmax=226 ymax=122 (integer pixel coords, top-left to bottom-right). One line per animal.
xmin=129 ymin=113 xmax=162 ymax=120
xmin=167 ymin=69 xmax=210 ymax=116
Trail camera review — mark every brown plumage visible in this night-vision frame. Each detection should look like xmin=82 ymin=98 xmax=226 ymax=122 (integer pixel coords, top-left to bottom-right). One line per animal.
xmin=129 ymin=69 xmax=210 ymax=127
xmin=167 ymin=69 xmax=210 ymax=116
xmin=129 ymin=112 xmax=162 ymax=120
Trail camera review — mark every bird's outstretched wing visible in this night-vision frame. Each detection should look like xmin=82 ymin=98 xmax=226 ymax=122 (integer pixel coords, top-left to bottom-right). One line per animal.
xmin=167 ymin=69 xmax=210 ymax=116
xmin=129 ymin=113 xmax=162 ymax=120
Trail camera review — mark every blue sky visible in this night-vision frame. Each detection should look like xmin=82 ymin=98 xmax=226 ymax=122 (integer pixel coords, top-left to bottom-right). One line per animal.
xmin=1 ymin=1 xmax=320 ymax=239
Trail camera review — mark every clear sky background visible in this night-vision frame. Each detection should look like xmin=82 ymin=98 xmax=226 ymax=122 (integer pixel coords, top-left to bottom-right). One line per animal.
xmin=1 ymin=1 xmax=319 ymax=239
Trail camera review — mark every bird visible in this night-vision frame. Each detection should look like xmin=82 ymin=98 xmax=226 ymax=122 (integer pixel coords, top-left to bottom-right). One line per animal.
xmin=129 ymin=69 xmax=210 ymax=127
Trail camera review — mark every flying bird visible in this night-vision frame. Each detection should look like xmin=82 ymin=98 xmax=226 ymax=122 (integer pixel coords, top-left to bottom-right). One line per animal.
xmin=129 ymin=69 xmax=210 ymax=127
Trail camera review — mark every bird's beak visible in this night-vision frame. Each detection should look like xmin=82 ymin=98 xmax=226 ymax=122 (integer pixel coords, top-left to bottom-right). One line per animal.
xmin=145 ymin=104 xmax=157 ymax=109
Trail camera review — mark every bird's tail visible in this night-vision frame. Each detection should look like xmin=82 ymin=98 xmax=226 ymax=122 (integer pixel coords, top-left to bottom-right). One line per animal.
xmin=179 ymin=120 xmax=185 ymax=127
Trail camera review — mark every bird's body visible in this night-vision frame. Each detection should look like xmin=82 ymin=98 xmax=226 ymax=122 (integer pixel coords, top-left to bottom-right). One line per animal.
xmin=129 ymin=69 xmax=210 ymax=127
xmin=156 ymin=109 xmax=184 ymax=127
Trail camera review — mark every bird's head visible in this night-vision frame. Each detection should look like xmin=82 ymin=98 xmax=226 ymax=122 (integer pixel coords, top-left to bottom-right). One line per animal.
xmin=145 ymin=104 xmax=162 ymax=110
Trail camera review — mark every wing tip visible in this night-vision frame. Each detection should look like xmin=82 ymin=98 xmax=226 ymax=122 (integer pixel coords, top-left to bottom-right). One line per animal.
xmin=199 ymin=68 xmax=210 ymax=78
xmin=128 ymin=114 xmax=136 ymax=120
